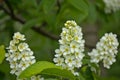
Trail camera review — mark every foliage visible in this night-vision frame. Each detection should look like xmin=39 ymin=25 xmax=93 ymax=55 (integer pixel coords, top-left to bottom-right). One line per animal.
xmin=0 ymin=45 xmax=5 ymax=64
xmin=19 ymin=61 xmax=75 ymax=80
xmin=0 ymin=0 xmax=120 ymax=80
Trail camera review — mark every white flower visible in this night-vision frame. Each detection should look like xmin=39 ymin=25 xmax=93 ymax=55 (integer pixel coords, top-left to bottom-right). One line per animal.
xmin=18 ymin=43 xmax=28 ymax=51
xmin=66 ymin=34 xmax=73 ymax=41
xmin=62 ymin=45 xmax=71 ymax=55
xmin=9 ymin=45 xmax=17 ymax=52
xmin=19 ymin=61 xmax=29 ymax=70
xmin=6 ymin=32 xmax=35 ymax=75
xmin=74 ymin=35 xmax=82 ymax=43
xmin=27 ymin=59 xmax=36 ymax=65
xmin=10 ymin=39 xmax=19 ymax=45
xmin=72 ymin=71 xmax=79 ymax=76
xmin=88 ymin=33 xmax=119 ymax=69
xmin=6 ymin=32 xmax=44 ymax=80
xmin=103 ymin=0 xmax=120 ymax=13
xmin=74 ymin=59 xmax=82 ymax=68
xmin=53 ymin=20 xmax=85 ymax=76
xmin=13 ymin=32 xmax=25 ymax=40
xmin=31 ymin=75 xmax=44 ymax=80
xmin=70 ymin=41 xmax=80 ymax=53
xmin=65 ymin=56 xmax=74 ymax=67
xmin=54 ymin=49 xmax=63 ymax=57
xmin=10 ymin=66 xmax=18 ymax=74
xmin=11 ymin=52 xmax=21 ymax=61
xmin=60 ymin=28 xmax=68 ymax=37
xmin=53 ymin=57 xmax=64 ymax=66
xmin=10 ymin=60 xmax=18 ymax=68
xmin=64 ymin=20 xmax=77 ymax=28
xmin=5 ymin=52 xmax=12 ymax=61
xmin=21 ymin=51 xmax=30 ymax=61
xmin=74 ymin=51 xmax=84 ymax=60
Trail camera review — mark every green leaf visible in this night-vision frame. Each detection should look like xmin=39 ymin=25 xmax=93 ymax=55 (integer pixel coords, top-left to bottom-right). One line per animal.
xmin=67 ymin=0 xmax=89 ymax=21
xmin=41 ymin=68 xmax=75 ymax=80
xmin=81 ymin=66 xmax=94 ymax=80
xmin=77 ymin=72 xmax=85 ymax=80
xmin=41 ymin=0 xmax=56 ymax=14
xmin=89 ymin=63 xmax=100 ymax=75
xmin=21 ymin=0 xmax=38 ymax=8
xmin=0 ymin=45 xmax=5 ymax=64
xmin=100 ymin=77 xmax=120 ymax=80
xmin=56 ymin=0 xmax=89 ymax=26
xmin=67 ymin=0 xmax=88 ymax=13
xmin=82 ymin=58 xmax=90 ymax=65
xmin=19 ymin=61 xmax=75 ymax=80
xmin=22 ymin=17 xmax=43 ymax=32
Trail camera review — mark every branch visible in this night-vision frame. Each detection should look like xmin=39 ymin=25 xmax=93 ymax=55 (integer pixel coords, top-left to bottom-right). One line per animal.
xmin=4 ymin=0 xmax=14 ymax=16
xmin=0 ymin=1 xmax=97 ymax=49
xmin=0 ymin=1 xmax=59 ymax=40
xmin=32 ymin=27 xmax=60 ymax=40
xmin=0 ymin=5 xmax=25 ymax=24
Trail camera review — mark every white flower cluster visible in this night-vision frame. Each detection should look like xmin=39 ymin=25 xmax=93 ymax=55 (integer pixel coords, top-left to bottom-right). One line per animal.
xmin=103 ymin=0 xmax=120 ymax=13
xmin=6 ymin=32 xmax=44 ymax=80
xmin=31 ymin=75 xmax=44 ymax=80
xmin=88 ymin=33 xmax=119 ymax=69
xmin=53 ymin=20 xmax=85 ymax=76
xmin=18 ymin=75 xmax=44 ymax=80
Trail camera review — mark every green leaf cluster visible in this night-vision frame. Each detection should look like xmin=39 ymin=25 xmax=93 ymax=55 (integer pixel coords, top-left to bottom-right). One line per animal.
xmin=19 ymin=61 xmax=75 ymax=80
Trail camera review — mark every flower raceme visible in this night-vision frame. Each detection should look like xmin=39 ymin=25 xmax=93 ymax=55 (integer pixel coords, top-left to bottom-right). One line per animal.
xmin=5 ymin=32 xmax=44 ymax=80
xmin=5 ymin=22 xmax=119 ymax=79
xmin=103 ymin=0 xmax=120 ymax=13
xmin=53 ymin=20 xmax=85 ymax=76
xmin=53 ymin=20 xmax=119 ymax=75
xmin=88 ymin=33 xmax=119 ymax=69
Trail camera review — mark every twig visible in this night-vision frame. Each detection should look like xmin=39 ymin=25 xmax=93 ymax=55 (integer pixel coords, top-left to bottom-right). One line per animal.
xmin=0 ymin=1 xmax=98 ymax=49
xmin=4 ymin=0 xmax=14 ymax=16
xmin=0 ymin=5 xmax=25 ymax=24
xmin=0 ymin=1 xmax=59 ymax=40
xmin=32 ymin=27 xmax=60 ymax=40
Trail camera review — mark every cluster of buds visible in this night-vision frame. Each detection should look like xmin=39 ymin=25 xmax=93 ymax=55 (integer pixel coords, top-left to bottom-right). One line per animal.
xmin=88 ymin=33 xmax=119 ymax=69
xmin=5 ymin=32 xmax=44 ymax=80
xmin=53 ymin=20 xmax=85 ymax=76
xmin=103 ymin=0 xmax=120 ymax=13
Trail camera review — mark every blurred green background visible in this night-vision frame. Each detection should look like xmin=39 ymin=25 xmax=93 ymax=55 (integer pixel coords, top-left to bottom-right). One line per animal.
xmin=0 ymin=0 xmax=120 ymax=80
